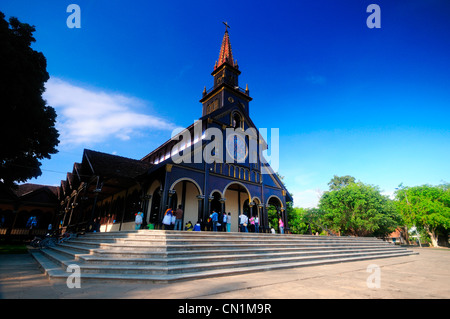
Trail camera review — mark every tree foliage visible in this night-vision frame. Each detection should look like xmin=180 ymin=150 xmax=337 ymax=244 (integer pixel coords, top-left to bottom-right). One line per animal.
xmin=327 ymin=175 xmax=356 ymax=191
xmin=318 ymin=176 xmax=401 ymax=237
xmin=303 ymin=208 xmax=336 ymax=235
xmin=0 ymin=11 xmax=59 ymax=187
xmin=394 ymin=183 xmax=450 ymax=247
xmin=290 ymin=175 xmax=450 ymax=245
xmin=285 ymin=203 xmax=310 ymax=234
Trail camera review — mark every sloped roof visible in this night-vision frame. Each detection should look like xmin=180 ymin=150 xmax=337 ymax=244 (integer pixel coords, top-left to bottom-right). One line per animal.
xmin=0 ymin=183 xmax=59 ymax=207
xmin=15 ymin=183 xmax=59 ymax=198
xmin=83 ymin=149 xmax=152 ymax=179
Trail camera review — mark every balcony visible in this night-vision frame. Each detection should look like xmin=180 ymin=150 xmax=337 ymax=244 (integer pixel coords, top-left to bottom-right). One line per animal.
xmin=204 ymin=77 xmax=249 ymax=96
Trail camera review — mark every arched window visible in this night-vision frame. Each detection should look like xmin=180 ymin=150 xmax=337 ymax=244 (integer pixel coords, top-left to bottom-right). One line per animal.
xmin=231 ymin=111 xmax=243 ymax=129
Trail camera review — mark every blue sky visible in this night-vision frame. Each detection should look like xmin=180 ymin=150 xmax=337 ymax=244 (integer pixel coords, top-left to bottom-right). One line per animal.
xmin=2 ymin=0 xmax=449 ymax=207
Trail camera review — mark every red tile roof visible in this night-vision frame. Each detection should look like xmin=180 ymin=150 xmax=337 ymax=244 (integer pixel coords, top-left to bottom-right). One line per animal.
xmin=215 ymin=30 xmax=236 ymax=69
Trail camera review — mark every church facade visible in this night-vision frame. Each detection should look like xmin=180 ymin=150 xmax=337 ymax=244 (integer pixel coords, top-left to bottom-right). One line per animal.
xmin=55 ymin=28 xmax=292 ymax=234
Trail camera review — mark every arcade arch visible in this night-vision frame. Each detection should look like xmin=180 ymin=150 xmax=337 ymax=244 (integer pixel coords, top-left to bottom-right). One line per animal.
xmin=170 ymin=178 xmax=202 ymax=228
xmin=223 ymin=182 xmax=250 ymax=232
xmin=267 ymin=195 xmax=285 ymax=233
xmin=146 ymin=180 xmax=162 ymax=224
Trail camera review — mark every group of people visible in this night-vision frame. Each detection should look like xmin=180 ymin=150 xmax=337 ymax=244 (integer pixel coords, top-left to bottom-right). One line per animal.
xmin=160 ymin=205 xmax=203 ymax=231
xmin=134 ymin=205 xmax=186 ymax=231
xmin=238 ymin=211 xmax=260 ymax=233
xmin=136 ymin=206 xmax=284 ymax=234
xmin=207 ymin=210 xmax=232 ymax=232
xmin=160 ymin=205 xmax=185 ymax=230
xmin=158 ymin=207 xmax=260 ymax=233
xmin=206 ymin=210 xmax=261 ymax=233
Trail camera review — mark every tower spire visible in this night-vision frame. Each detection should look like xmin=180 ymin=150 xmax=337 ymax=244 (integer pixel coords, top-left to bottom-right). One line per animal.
xmin=201 ymin=23 xmax=252 ymax=117
xmin=215 ymin=22 xmax=235 ymax=69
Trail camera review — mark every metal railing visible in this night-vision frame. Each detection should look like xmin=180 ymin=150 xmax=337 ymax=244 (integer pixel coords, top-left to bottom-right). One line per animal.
xmin=204 ymin=77 xmax=248 ymax=96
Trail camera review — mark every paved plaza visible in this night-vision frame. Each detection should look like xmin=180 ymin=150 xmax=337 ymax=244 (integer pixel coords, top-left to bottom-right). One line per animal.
xmin=0 ymin=247 xmax=448 ymax=299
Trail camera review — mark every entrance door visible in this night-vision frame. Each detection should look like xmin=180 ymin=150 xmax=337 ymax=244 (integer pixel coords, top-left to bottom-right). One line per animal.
xmin=224 ymin=183 xmax=250 ymax=232
xmin=171 ymin=180 xmax=202 ymax=229
xmin=149 ymin=188 xmax=161 ymax=224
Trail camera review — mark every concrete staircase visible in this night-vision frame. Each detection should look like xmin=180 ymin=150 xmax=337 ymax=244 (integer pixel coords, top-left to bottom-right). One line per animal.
xmin=30 ymin=230 xmax=417 ymax=283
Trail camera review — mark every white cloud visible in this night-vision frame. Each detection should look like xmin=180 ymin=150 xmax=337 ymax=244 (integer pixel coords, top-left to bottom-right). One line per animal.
xmin=43 ymin=77 xmax=176 ymax=147
xmin=291 ymin=188 xmax=323 ymax=208
xmin=381 ymin=190 xmax=396 ymax=200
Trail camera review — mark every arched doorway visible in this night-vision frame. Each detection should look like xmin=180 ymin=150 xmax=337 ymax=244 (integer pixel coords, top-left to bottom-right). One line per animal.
xmin=267 ymin=195 xmax=284 ymax=233
xmin=252 ymin=197 xmax=262 ymax=232
xmin=243 ymin=199 xmax=250 ymax=217
xmin=149 ymin=188 xmax=161 ymax=225
xmin=243 ymin=199 xmax=253 ymax=231
xmin=168 ymin=193 xmax=178 ymax=212
xmin=170 ymin=178 xmax=202 ymax=229
xmin=210 ymin=191 xmax=222 ymax=214
xmin=223 ymin=182 xmax=250 ymax=232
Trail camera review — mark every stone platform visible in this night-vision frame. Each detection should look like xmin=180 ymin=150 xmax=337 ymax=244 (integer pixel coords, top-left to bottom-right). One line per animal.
xmin=30 ymin=230 xmax=417 ymax=283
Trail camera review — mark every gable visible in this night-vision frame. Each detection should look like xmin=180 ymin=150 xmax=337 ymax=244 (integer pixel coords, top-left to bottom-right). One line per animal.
xmin=18 ymin=187 xmax=58 ymax=206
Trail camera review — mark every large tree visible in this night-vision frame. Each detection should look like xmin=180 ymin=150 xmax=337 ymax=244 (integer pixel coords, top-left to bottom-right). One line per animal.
xmin=327 ymin=175 xmax=356 ymax=191
xmin=0 ymin=12 xmax=59 ymax=187
xmin=319 ymin=177 xmax=401 ymax=237
xmin=395 ymin=184 xmax=450 ymax=247
xmin=303 ymin=208 xmax=337 ymax=235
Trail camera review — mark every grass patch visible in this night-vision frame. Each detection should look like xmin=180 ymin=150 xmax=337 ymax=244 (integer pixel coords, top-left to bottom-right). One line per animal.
xmin=0 ymin=243 xmax=29 ymax=254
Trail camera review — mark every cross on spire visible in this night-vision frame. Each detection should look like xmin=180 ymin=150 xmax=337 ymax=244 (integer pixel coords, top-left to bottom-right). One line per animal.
xmin=223 ymin=21 xmax=230 ymax=32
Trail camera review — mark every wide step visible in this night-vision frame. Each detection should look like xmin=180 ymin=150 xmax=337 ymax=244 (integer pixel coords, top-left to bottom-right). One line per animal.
xmin=30 ymin=230 xmax=418 ymax=283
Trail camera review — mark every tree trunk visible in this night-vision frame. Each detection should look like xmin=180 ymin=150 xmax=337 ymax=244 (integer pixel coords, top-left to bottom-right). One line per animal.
xmin=402 ymin=226 xmax=410 ymax=244
xmin=425 ymin=226 xmax=439 ymax=247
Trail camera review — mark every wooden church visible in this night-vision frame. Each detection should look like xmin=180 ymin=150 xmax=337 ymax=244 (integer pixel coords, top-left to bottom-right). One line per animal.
xmin=54 ymin=26 xmax=292 ymax=234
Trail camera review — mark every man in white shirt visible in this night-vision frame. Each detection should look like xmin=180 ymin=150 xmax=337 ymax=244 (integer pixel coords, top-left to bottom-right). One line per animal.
xmin=222 ymin=213 xmax=227 ymax=232
xmin=239 ymin=212 xmax=248 ymax=232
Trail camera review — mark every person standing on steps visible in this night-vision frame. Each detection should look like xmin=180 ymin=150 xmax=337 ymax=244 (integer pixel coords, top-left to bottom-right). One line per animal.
xmin=249 ymin=215 xmax=255 ymax=232
xmin=279 ymin=217 xmax=284 ymax=234
xmin=135 ymin=212 xmax=143 ymax=230
xmin=222 ymin=211 xmax=228 ymax=232
xmin=162 ymin=207 xmax=173 ymax=230
xmin=239 ymin=212 xmax=248 ymax=232
xmin=217 ymin=212 xmax=223 ymax=231
xmin=174 ymin=205 xmax=184 ymax=231
xmin=211 ymin=210 xmax=218 ymax=232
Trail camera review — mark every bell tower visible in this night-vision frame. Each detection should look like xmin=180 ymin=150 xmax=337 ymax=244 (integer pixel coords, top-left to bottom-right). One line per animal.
xmin=200 ymin=23 xmax=252 ymax=117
